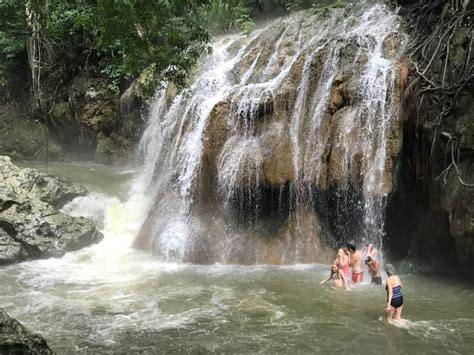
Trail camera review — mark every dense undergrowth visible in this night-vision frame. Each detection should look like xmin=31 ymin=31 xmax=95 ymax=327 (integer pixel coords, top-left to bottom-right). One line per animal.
xmin=395 ymin=0 xmax=473 ymax=186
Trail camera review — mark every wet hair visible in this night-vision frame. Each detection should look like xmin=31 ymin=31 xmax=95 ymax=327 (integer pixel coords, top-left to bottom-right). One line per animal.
xmin=385 ymin=263 xmax=396 ymax=276
xmin=346 ymin=243 xmax=356 ymax=252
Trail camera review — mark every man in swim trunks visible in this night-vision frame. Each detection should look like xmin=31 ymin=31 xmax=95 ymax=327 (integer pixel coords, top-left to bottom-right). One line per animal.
xmin=347 ymin=243 xmax=363 ymax=283
xmin=365 ymin=255 xmax=382 ymax=285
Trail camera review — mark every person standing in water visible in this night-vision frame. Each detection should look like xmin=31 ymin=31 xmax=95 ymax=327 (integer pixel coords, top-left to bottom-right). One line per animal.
xmin=320 ymin=264 xmax=350 ymax=291
xmin=333 ymin=248 xmax=351 ymax=278
xmin=365 ymin=255 xmax=382 ymax=285
xmin=347 ymin=243 xmax=363 ymax=283
xmin=385 ymin=264 xmax=403 ymax=322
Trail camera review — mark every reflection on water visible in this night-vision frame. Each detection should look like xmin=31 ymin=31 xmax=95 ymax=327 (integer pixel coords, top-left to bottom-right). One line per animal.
xmin=1 ymin=162 xmax=473 ymax=353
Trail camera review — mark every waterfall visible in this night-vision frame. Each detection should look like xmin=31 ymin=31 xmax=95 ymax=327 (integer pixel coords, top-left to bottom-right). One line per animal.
xmin=132 ymin=3 xmax=406 ymax=264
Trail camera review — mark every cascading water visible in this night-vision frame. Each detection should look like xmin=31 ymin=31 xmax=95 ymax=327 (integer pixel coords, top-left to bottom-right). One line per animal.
xmin=133 ymin=2 xmax=406 ymax=264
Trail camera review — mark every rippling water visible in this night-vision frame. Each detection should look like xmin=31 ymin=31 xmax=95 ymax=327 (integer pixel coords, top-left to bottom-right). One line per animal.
xmin=2 ymin=162 xmax=473 ymax=353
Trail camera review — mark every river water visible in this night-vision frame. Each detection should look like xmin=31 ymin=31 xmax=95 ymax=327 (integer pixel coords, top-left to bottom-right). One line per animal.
xmin=1 ymin=161 xmax=473 ymax=353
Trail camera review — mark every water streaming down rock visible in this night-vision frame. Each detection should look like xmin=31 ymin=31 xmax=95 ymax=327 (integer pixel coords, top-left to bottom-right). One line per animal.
xmin=133 ymin=3 xmax=407 ymax=264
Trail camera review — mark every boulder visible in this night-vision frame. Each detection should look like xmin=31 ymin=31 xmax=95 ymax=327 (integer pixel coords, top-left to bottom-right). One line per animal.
xmin=0 ymin=308 xmax=54 ymax=354
xmin=0 ymin=156 xmax=103 ymax=264
xmin=0 ymin=228 xmax=28 ymax=265
xmin=0 ymin=156 xmax=87 ymax=208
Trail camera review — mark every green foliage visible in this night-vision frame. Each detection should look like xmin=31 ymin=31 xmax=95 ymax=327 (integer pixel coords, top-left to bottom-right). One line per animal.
xmin=199 ymin=0 xmax=255 ymax=34
xmin=246 ymin=0 xmax=346 ymax=14
xmin=95 ymin=0 xmax=209 ymax=90
xmin=1 ymin=0 xmax=211 ymax=95
xmin=0 ymin=0 xmax=27 ymax=91
xmin=1 ymin=0 xmax=344 ymax=99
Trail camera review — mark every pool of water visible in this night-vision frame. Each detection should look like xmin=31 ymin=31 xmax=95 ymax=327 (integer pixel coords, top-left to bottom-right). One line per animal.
xmin=1 ymin=161 xmax=473 ymax=353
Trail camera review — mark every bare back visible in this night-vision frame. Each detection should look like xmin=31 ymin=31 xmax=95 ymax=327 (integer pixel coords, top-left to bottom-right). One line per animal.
xmin=351 ymin=251 xmax=362 ymax=273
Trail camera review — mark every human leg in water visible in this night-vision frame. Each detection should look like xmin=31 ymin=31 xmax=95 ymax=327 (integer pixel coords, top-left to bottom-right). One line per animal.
xmin=394 ymin=305 xmax=403 ymax=321
xmin=385 ymin=305 xmax=395 ymax=322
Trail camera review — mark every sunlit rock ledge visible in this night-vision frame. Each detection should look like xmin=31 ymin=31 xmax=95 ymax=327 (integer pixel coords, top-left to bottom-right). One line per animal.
xmin=0 ymin=156 xmax=103 ymax=265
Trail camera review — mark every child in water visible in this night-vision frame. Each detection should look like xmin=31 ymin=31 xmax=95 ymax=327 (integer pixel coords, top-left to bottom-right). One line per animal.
xmin=320 ymin=264 xmax=350 ymax=291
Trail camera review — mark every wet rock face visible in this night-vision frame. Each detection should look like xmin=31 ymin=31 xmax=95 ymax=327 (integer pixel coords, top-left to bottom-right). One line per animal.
xmin=0 ymin=156 xmax=103 ymax=265
xmin=440 ymin=161 xmax=474 ymax=268
xmin=197 ymin=9 xmax=405 ymax=199
xmin=152 ymin=208 xmax=335 ymax=265
xmin=0 ymin=308 xmax=54 ymax=354
xmin=136 ymin=4 xmax=407 ymax=263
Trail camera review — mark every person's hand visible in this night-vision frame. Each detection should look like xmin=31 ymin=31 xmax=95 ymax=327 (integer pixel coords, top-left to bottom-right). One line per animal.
xmin=385 ymin=305 xmax=391 ymax=312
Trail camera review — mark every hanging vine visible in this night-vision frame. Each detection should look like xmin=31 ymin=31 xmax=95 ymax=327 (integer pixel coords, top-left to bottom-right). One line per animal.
xmin=397 ymin=0 xmax=473 ymax=187
xmin=26 ymin=0 xmax=55 ymax=114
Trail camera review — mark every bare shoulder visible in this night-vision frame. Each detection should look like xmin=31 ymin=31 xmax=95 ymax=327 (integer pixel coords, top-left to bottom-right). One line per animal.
xmin=386 ymin=276 xmax=394 ymax=287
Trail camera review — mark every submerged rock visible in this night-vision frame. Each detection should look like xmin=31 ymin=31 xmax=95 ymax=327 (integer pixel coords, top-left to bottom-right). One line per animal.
xmin=0 ymin=308 xmax=54 ymax=354
xmin=0 ymin=156 xmax=103 ymax=265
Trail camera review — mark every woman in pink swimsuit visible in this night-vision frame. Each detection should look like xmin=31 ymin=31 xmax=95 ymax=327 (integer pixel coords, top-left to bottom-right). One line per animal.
xmin=334 ymin=248 xmax=351 ymax=278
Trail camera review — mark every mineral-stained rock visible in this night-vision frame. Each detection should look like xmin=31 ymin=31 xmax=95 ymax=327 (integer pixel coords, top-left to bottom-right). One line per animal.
xmin=261 ymin=122 xmax=295 ymax=185
xmin=0 ymin=156 xmax=103 ymax=264
xmin=0 ymin=308 xmax=54 ymax=354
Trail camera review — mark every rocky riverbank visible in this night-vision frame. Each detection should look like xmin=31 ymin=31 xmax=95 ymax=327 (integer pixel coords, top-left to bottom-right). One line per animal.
xmin=0 ymin=156 xmax=103 ymax=265
xmin=0 ymin=72 xmax=147 ymax=165
xmin=0 ymin=308 xmax=54 ymax=354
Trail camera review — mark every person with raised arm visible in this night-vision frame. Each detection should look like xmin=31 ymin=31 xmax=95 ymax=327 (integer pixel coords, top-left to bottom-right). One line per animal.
xmin=365 ymin=255 xmax=382 ymax=285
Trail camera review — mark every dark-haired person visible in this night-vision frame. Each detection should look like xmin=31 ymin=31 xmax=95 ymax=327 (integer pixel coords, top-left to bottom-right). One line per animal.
xmin=385 ymin=264 xmax=403 ymax=322
xmin=347 ymin=243 xmax=363 ymax=283
xmin=365 ymin=256 xmax=382 ymax=285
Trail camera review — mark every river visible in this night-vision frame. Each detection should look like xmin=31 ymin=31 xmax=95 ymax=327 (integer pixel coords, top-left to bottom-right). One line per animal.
xmin=1 ymin=161 xmax=473 ymax=353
